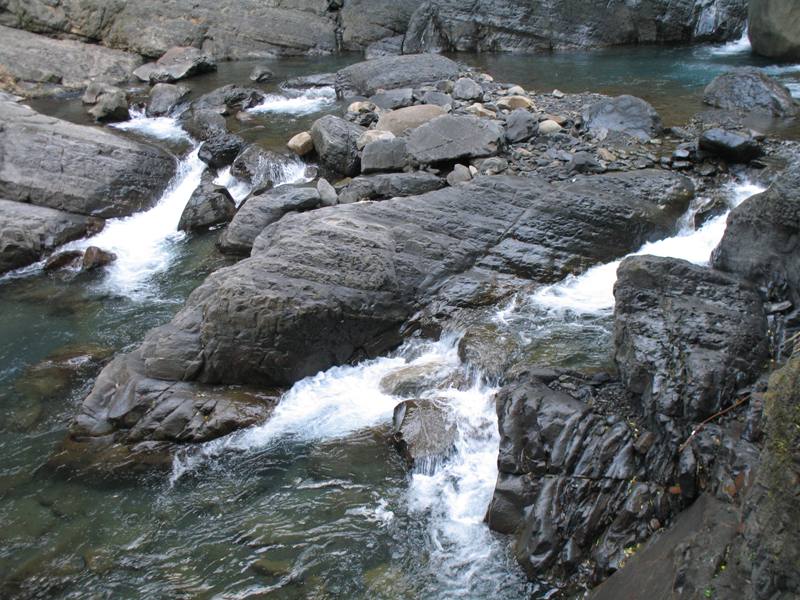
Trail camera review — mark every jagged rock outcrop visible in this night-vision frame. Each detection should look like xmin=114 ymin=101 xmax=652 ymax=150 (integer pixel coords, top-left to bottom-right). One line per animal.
xmin=0 ymin=101 xmax=175 ymax=218
xmin=749 ymin=0 xmax=800 ymax=61
xmin=73 ymin=170 xmax=693 ymax=448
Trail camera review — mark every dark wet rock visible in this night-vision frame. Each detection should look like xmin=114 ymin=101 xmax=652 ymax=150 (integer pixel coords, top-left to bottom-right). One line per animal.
xmin=310 ymin=115 xmax=364 ymax=177
xmin=178 ymin=172 xmax=236 ymax=232
xmin=392 ymin=399 xmax=456 ymax=468
xmin=217 ymin=185 xmax=321 ymax=255
xmin=334 ymin=54 xmax=459 ymax=98
xmin=452 ymin=77 xmax=483 ymax=101
xmin=569 ymin=151 xmax=605 ymax=174
xmin=82 ymin=246 xmax=116 ymax=270
xmin=703 ymin=68 xmax=798 ymax=117
xmin=133 ymin=46 xmax=216 ymax=84
xmin=699 ymin=128 xmax=762 ymax=162
xmin=588 ymin=493 xmax=740 ymax=600
xmin=336 ymin=172 xmax=444 ymax=204
xmin=85 ymin=86 xmax=129 ymax=122
xmin=192 ymin=84 xmax=265 ymax=116
xmin=583 ymin=95 xmax=663 ymax=142
xmin=147 ymin=82 xmax=190 ymax=117
xmin=369 ymin=88 xmax=414 ymax=110
xmin=485 ymin=373 xmax=668 ymax=582
xmin=361 ymin=138 xmax=409 ymax=174
xmin=713 ymin=166 xmax=800 ymax=307
xmin=71 ymin=352 xmax=278 ymax=443
xmin=179 ymin=108 xmax=227 ymax=141
xmin=375 ymin=104 xmax=446 ymax=135
xmin=614 ymin=256 xmax=768 ymax=433
xmin=198 ymin=133 xmax=247 ymax=169
xmin=0 ymin=101 xmax=175 ymax=218
xmin=749 ymin=0 xmax=800 ymax=61
xmin=505 ymin=108 xmax=538 ymax=143
xmin=43 ymin=250 xmax=84 ymax=272
xmin=379 ymin=363 xmax=452 ymax=397
xmin=407 ymin=114 xmax=504 ymax=164
xmin=249 ymin=65 xmax=274 ymax=83
xmin=0 ymin=24 xmax=141 ymax=98
xmin=0 ymin=199 xmax=93 ymax=274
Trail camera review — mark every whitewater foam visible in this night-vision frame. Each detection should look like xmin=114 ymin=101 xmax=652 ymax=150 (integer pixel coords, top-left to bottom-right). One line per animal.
xmin=112 ymin=107 xmax=192 ymax=142
xmin=248 ymin=86 xmax=336 ymax=115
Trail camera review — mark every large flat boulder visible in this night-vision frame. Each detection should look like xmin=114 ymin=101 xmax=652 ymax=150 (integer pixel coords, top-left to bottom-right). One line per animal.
xmin=0 ymin=101 xmax=175 ymax=218
xmin=749 ymin=0 xmax=800 ymax=61
xmin=407 ymin=114 xmax=504 ymax=164
xmin=73 ymin=170 xmax=695 ymax=447
xmin=0 ymin=25 xmax=142 ymax=97
xmin=614 ymin=256 xmax=768 ymax=432
xmin=133 ymin=46 xmax=216 ymax=84
xmin=0 ymin=199 xmax=94 ymax=273
xmin=582 ymin=95 xmax=663 ymax=141
xmin=334 ymin=54 xmax=459 ymax=98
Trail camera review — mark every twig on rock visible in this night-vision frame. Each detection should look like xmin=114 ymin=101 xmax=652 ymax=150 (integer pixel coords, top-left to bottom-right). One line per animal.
xmin=678 ymin=394 xmax=751 ymax=453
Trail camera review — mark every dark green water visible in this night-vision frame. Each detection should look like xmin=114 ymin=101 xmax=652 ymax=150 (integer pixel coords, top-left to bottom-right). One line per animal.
xmin=2 ymin=41 xmax=798 ymax=599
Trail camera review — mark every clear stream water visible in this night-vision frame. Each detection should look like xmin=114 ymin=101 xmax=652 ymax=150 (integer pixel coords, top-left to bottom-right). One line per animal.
xmin=0 ymin=40 xmax=793 ymax=599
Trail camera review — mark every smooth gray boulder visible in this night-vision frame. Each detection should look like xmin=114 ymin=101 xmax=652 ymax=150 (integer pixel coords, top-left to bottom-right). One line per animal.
xmin=147 ymin=83 xmax=190 ymax=117
xmin=335 ymin=54 xmax=459 ymax=97
xmin=614 ymin=255 xmax=768 ymax=429
xmin=0 ymin=24 xmax=141 ymax=98
xmin=0 ymin=101 xmax=175 ymax=218
xmin=361 ymin=138 xmax=409 ymax=173
xmin=217 ymin=185 xmax=321 ymax=255
xmin=87 ymin=87 xmax=129 ymax=123
xmin=179 ymin=108 xmax=227 ymax=141
xmin=133 ymin=46 xmax=216 ymax=83
xmin=582 ymin=95 xmax=663 ymax=141
xmin=749 ymin=0 xmax=800 ymax=61
xmin=505 ymin=108 xmax=539 ymax=143
xmin=369 ymin=88 xmax=414 ymax=110
xmin=375 ymin=104 xmax=446 ymax=135
xmin=310 ymin=115 xmax=364 ymax=177
xmin=407 ymin=114 xmax=504 ymax=164
xmin=178 ymin=172 xmax=236 ymax=232
xmin=452 ymin=77 xmax=483 ymax=101
xmin=0 ymin=199 xmax=94 ymax=274
xmin=191 ymin=84 xmax=265 ymax=115
xmin=703 ymin=68 xmax=798 ymax=116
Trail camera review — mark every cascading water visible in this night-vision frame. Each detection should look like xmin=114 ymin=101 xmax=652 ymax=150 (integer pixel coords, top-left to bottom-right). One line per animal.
xmin=247 ymin=86 xmax=336 ymax=115
xmin=112 ymin=107 xmax=192 ymax=143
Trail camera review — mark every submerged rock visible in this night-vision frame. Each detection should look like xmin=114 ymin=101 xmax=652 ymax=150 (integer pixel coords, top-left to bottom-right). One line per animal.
xmin=703 ymin=68 xmax=798 ymax=117
xmin=0 ymin=101 xmax=175 ymax=218
xmin=249 ymin=65 xmax=274 ymax=83
xmin=178 ymin=172 xmax=236 ymax=232
xmin=82 ymin=246 xmax=117 ymax=270
xmin=392 ymin=399 xmax=457 ymax=468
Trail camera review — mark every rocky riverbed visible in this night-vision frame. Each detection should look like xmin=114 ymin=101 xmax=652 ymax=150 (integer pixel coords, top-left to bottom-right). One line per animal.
xmin=1 ymin=3 xmax=800 ymax=599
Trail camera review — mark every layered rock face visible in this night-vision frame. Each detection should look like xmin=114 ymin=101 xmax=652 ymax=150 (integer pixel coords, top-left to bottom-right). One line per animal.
xmin=0 ymin=0 xmax=747 ymax=65
xmin=749 ymin=0 xmax=800 ymax=61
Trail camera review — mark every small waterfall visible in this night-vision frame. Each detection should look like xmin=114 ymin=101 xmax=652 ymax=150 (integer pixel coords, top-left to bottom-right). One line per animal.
xmin=709 ymin=28 xmax=752 ymax=56
xmin=63 ymin=147 xmax=206 ymax=298
xmin=214 ymin=155 xmax=313 ymax=207
xmin=527 ymin=179 xmax=766 ymax=316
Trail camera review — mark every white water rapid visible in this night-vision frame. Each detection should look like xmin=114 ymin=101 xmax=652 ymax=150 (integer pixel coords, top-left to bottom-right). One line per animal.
xmin=247 ymin=86 xmax=336 ymax=115
xmin=112 ymin=107 xmax=192 ymax=142
xmin=530 ymin=179 xmax=766 ymax=315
